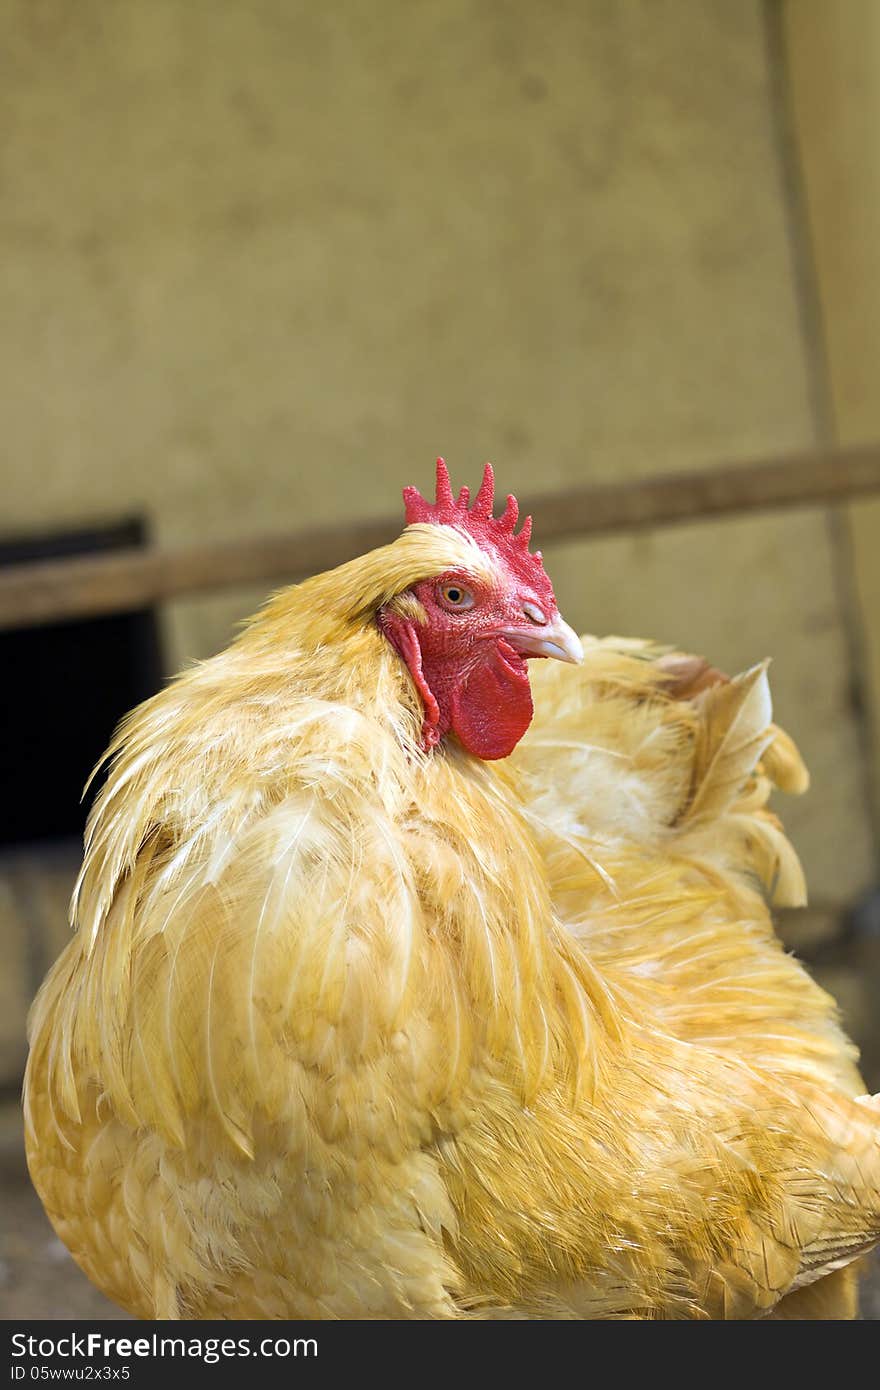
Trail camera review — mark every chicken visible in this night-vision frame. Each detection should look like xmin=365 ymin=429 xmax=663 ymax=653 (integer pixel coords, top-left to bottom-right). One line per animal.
xmin=24 ymin=458 xmax=880 ymax=1319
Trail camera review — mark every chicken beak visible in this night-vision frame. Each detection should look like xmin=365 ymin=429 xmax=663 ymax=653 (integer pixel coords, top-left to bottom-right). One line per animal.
xmin=503 ymin=615 xmax=584 ymax=665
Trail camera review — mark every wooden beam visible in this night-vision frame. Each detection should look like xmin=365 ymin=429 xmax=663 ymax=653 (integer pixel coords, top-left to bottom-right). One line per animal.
xmin=2 ymin=443 xmax=880 ymax=631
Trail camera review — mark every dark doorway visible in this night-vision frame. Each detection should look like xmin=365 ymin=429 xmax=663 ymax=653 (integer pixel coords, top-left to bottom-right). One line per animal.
xmin=0 ymin=519 xmax=163 ymax=845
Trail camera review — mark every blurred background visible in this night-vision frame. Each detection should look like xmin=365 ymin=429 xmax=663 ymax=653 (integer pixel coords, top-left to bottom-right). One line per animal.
xmin=2 ymin=0 xmax=880 ymax=1317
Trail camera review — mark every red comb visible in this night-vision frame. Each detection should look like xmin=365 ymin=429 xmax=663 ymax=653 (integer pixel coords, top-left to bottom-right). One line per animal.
xmin=403 ymin=458 xmax=553 ymax=599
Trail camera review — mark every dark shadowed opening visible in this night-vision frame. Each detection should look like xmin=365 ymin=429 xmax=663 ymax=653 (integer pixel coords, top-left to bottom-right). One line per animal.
xmin=0 ymin=519 xmax=163 ymax=845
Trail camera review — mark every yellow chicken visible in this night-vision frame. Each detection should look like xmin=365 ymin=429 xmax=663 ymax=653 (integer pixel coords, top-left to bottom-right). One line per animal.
xmin=24 ymin=459 xmax=880 ymax=1318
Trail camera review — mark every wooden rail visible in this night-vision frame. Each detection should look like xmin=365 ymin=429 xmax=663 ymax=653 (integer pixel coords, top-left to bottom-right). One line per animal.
xmin=2 ymin=443 xmax=880 ymax=631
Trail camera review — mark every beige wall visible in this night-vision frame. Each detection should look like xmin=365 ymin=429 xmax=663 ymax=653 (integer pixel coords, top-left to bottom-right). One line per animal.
xmin=1 ymin=0 xmax=875 ymax=905
xmin=784 ymin=1 xmax=880 ymax=820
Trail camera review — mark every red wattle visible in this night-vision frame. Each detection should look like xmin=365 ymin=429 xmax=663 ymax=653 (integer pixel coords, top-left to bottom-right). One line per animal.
xmin=379 ymin=613 xmax=535 ymax=760
xmin=448 ymin=642 xmax=534 ymax=760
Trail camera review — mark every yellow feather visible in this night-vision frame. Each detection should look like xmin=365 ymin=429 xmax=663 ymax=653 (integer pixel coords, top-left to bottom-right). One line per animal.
xmin=681 ymin=663 xmax=774 ymax=824
xmin=23 ymin=541 xmax=880 ymax=1320
xmin=762 ymin=723 xmax=811 ymax=795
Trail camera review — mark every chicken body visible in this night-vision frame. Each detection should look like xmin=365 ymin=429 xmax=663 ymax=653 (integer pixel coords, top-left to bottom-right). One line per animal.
xmin=25 ymin=523 xmax=880 ymax=1318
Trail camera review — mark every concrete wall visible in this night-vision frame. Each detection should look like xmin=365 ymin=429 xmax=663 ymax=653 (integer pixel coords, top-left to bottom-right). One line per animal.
xmin=784 ymin=1 xmax=880 ymax=816
xmin=0 ymin=0 xmax=875 ymax=946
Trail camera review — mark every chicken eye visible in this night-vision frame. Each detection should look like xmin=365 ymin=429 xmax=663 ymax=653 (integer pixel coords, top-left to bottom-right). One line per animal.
xmin=439 ymin=583 xmax=475 ymax=611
